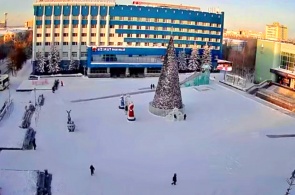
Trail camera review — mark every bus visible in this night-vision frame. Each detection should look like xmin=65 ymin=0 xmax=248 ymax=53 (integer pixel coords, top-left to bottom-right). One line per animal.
xmin=0 ymin=74 xmax=9 ymax=91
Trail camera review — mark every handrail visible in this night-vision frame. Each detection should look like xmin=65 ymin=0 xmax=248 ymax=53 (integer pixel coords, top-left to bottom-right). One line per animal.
xmin=179 ymin=72 xmax=202 ymax=85
xmin=245 ymin=80 xmax=272 ymax=93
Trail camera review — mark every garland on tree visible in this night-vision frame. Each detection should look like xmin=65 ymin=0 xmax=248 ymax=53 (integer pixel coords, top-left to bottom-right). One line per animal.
xmin=151 ymin=37 xmax=183 ymax=110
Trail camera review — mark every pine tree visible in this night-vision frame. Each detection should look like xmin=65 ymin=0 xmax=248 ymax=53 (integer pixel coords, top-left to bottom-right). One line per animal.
xmin=47 ymin=45 xmax=60 ymax=74
xmin=188 ymin=47 xmax=200 ymax=71
xmin=177 ymin=50 xmax=187 ymax=71
xmin=36 ymin=52 xmax=46 ymax=73
xmin=201 ymin=43 xmax=212 ymax=67
xmin=68 ymin=59 xmax=77 ymax=71
xmin=151 ymin=37 xmax=183 ymax=112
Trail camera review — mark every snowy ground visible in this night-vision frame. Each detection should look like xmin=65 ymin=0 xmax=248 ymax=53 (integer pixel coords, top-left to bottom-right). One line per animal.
xmin=0 ymin=63 xmax=295 ymax=194
xmin=0 ymin=169 xmax=38 ymax=194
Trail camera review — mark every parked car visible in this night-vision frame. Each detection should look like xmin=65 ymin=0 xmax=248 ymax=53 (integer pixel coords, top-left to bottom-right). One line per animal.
xmin=28 ymin=75 xmax=40 ymax=80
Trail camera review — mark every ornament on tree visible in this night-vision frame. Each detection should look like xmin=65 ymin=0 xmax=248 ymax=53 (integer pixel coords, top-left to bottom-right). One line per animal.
xmin=127 ymin=102 xmax=136 ymax=121
xmin=119 ymin=95 xmax=125 ymax=109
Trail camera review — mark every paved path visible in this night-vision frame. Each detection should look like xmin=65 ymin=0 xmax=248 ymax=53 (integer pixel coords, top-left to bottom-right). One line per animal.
xmin=71 ymin=89 xmax=156 ymax=103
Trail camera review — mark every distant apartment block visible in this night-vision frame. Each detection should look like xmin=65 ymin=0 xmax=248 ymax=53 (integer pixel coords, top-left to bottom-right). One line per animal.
xmin=25 ymin=20 xmax=33 ymax=29
xmin=0 ymin=22 xmax=5 ymax=28
xmin=224 ymin=29 xmax=264 ymax=39
xmin=265 ymin=22 xmax=288 ymax=41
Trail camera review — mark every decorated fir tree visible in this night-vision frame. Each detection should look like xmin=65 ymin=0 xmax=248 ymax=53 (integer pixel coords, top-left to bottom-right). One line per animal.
xmin=188 ymin=45 xmax=200 ymax=71
xmin=151 ymin=37 xmax=183 ymax=111
xmin=177 ymin=50 xmax=187 ymax=71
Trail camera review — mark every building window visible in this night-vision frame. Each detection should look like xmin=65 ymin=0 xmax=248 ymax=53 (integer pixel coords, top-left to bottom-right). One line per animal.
xmin=109 ymin=42 xmax=114 ymax=46
xmin=82 ymin=16 xmax=87 ymax=20
xmin=63 ymin=42 xmax=69 ymax=45
xmin=72 ymin=33 xmax=78 ymax=37
xmin=135 ymin=42 xmax=140 ymax=46
xmin=101 ymin=16 xmax=106 ymax=20
xmin=82 ymin=33 xmax=87 ymax=37
xmin=36 ymin=42 xmax=42 ymax=46
xmin=37 ymin=25 xmax=41 ymax=29
xmin=81 ymin=52 xmax=87 ymax=57
xmin=109 ymin=33 xmax=114 ymax=37
xmin=45 ymin=42 xmax=50 ymax=46
xmin=136 ymin=34 xmax=140 ymax=38
xmin=91 ymin=16 xmax=96 ymax=20
xmin=118 ymin=34 xmax=123 ymax=37
xmin=127 ymin=42 xmax=132 ymax=46
xmin=144 ymin=43 xmax=149 ymax=46
xmin=110 ymin=25 xmax=114 ymax=28
xmin=45 ymin=33 xmax=50 ymax=37
xmin=145 ymin=26 xmax=150 ymax=30
xmin=73 ymin=25 xmax=78 ymax=28
xmin=54 ymin=42 xmax=59 ymax=45
xmin=91 ymin=33 xmax=96 ymax=37
xmin=72 ymin=42 xmax=78 ymax=45
xmin=119 ymin=25 xmax=124 ymax=29
xmin=72 ymin=52 xmax=77 ymax=57
xmin=90 ymin=42 xmax=95 ymax=45
xmin=63 ymin=33 xmax=68 ymax=37
xmin=128 ymin=25 xmax=132 ymax=29
xmin=154 ymin=27 xmax=158 ymax=30
xmin=54 ymin=25 xmax=60 ymax=28
xmin=81 ymin=42 xmax=86 ymax=45
xmin=145 ymin=34 xmax=148 ymax=38
xmin=91 ymin=25 xmax=96 ymax=28
xmin=82 ymin=25 xmax=87 ymax=28
xmin=37 ymin=34 xmax=42 ymax=37
xmin=137 ymin=26 xmax=141 ymax=30
xmin=101 ymin=25 xmax=105 ymax=28
xmin=163 ymin=27 xmax=167 ymax=30
xmin=54 ymin=33 xmax=59 ymax=37
xmin=64 ymin=25 xmax=69 ymax=28
xmin=63 ymin=52 xmax=68 ymax=57
xmin=99 ymin=42 xmax=105 ymax=46
xmin=127 ymin=34 xmax=132 ymax=38
xmin=100 ymin=33 xmax=105 ymax=37
xmin=117 ymin=42 xmax=123 ymax=46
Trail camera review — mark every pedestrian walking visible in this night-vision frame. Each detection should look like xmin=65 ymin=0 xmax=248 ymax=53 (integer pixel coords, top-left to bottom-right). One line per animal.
xmin=90 ymin=165 xmax=95 ymax=176
xmin=32 ymin=138 xmax=36 ymax=150
xmin=150 ymin=84 xmax=153 ymax=89
xmin=171 ymin=173 xmax=177 ymax=185
xmin=183 ymin=114 xmax=186 ymax=120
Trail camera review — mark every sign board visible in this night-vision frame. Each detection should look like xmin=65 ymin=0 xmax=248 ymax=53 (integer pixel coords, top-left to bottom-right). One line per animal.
xmin=92 ymin=47 xmax=126 ymax=52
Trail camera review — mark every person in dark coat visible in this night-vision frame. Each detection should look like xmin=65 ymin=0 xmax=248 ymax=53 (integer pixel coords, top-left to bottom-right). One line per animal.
xmin=125 ymin=105 xmax=128 ymax=115
xmin=174 ymin=114 xmax=177 ymax=120
xmin=150 ymin=84 xmax=153 ymax=89
xmin=183 ymin=114 xmax=186 ymax=120
xmin=153 ymin=84 xmax=155 ymax=89
xmin=90 ymin=165 xmax=95 ymax=176
xmin=171 ymin=173 xmax=177 ymax=185
xmin=52 ymin=86 xmax=55 ymax=93
xmin=32 ymin=138 xmax=36 ymax=150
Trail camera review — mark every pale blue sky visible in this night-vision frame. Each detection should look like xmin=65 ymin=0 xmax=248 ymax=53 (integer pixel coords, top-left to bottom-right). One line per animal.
xmin=0 ymin=0 xmax=294 ymax=38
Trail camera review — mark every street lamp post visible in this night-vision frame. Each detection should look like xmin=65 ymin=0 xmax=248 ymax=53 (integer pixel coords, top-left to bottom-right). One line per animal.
xmin=83 ymin=65 xmax=86 ymax=76
xmin=34 ymin=88 xmax=37 ymax=106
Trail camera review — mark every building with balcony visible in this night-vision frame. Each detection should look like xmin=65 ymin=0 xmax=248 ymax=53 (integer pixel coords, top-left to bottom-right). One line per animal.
xmin=255 ymin=39 xmax=295 ymax=88
xmin=32 ymin=0 xmax=224 ymax=77
xmin=265 ymin=22 xmax=288 ymax=41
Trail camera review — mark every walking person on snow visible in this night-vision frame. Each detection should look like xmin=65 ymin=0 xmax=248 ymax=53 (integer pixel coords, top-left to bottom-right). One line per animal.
xmin=90 ymin=165 xmax=95 ymax=176
xmin=171 ymin=173 xmax=177 ymax=185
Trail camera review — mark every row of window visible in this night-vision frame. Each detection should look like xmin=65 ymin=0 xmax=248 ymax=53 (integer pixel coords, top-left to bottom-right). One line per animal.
xmin=36 ymin=24 xmax=221 ymax=35
xmin=41 ymin=51 xmax=87 ymax=58
xmin=36 ymin=42 xmax=220 ymax=49
xmin=37 ymin=33 xmax=220 ymax=42
xmin=36 ymin=16 xmax=221 ymax=27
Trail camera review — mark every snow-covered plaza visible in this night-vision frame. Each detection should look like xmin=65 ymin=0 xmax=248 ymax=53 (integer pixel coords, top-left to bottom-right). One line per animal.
xmin=1 ymin=63 xmax=295 ymax=194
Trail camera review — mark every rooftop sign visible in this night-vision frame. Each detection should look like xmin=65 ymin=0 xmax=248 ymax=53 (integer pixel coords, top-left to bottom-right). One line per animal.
xmin=36 ymin=0 xmax=115 ymax=3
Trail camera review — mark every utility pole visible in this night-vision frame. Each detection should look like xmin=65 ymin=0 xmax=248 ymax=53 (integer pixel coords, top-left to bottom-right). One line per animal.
xmin=4 ymin=13 xmax=7 ymax=29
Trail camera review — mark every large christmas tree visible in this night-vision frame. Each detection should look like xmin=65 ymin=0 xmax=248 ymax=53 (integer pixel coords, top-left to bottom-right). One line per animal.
xmin=151 ymin=37 xmax=183 ymax=111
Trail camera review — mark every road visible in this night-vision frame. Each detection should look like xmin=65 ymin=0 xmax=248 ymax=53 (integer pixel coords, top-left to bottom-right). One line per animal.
xmin=0 ymin=59 xmax=8 ymax=74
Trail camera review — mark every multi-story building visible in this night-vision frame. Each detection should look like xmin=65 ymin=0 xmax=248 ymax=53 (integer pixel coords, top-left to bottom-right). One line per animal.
xmin=25 ymin=20 xmax=34 ymax=29
xmin=255 ymin=39 xmax=295 ymax=88
xmin=32 ymin=0 xmax=224 ymax=77
xmin=224 ymin=29 xmax=264 ymax=39
xmin=265 ymin=22 xmax=288 ymax=41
